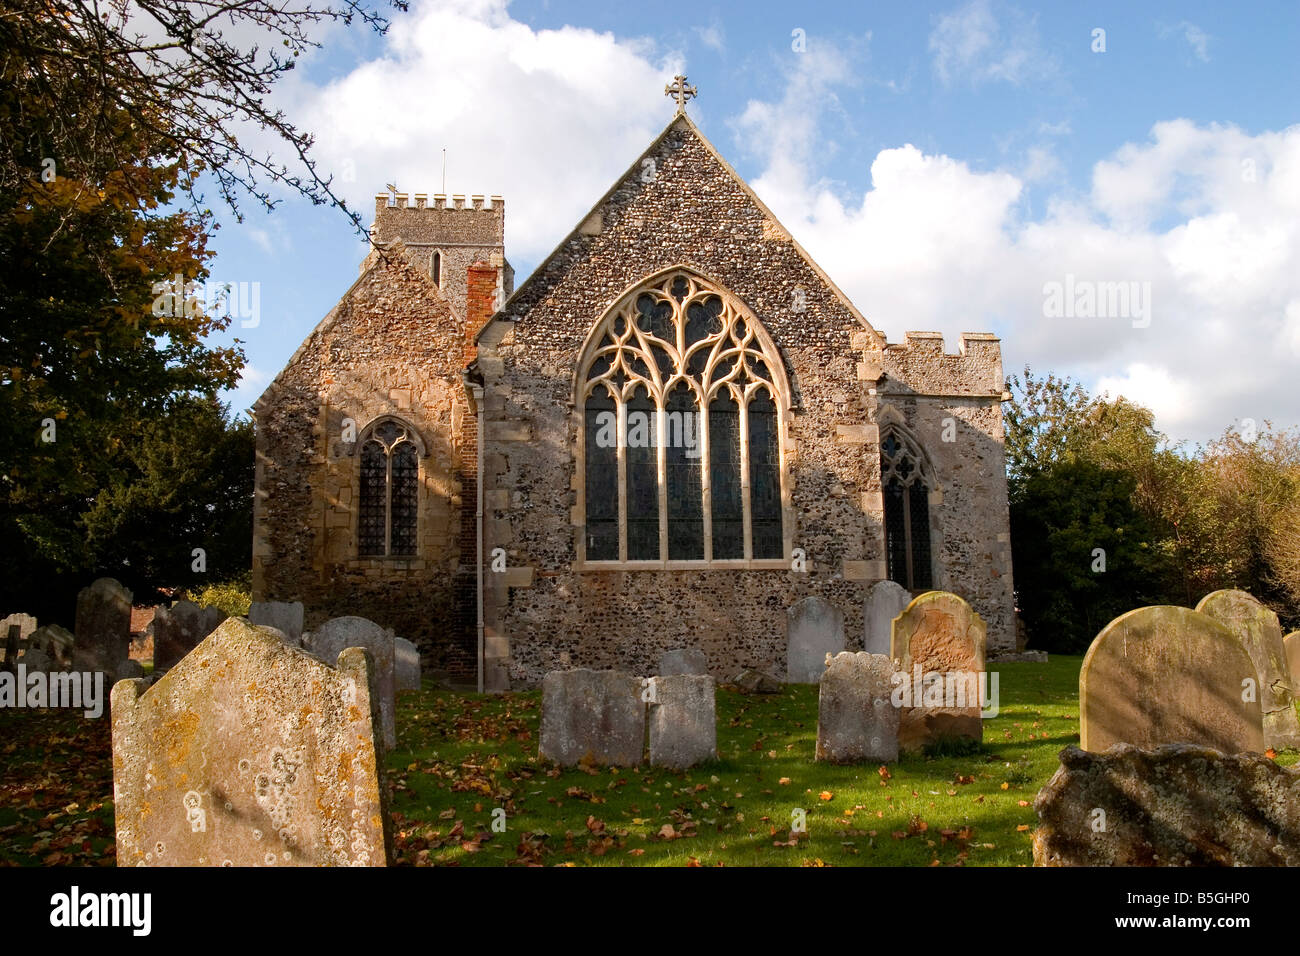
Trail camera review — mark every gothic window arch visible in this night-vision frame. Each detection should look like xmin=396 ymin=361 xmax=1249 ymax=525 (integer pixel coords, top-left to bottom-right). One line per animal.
xmin=431 ymin=250 xmax=442 ymax=287
xmin=880 ymin=426 xmax=934 ymax=590
xmin=357 ymin=417 xmax=423 ymax=557
xmin=577 ymin=268 xmax=788 ymax=566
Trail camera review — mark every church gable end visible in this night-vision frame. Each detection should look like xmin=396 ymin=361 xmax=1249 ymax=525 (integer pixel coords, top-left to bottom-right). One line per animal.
xmin=252 ymin=246 xmax=473 ymax=658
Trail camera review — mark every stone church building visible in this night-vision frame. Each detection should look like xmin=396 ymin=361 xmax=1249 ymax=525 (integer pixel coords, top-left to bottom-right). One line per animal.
xmin=252 ymin=82 xmax=1016 ymax=689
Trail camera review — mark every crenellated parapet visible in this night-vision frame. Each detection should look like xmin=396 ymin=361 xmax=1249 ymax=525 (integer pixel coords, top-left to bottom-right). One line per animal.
xmin=867 ymin=331 xmax=1005 ymax=398
xmin=371 ymin=191 xmax=505 ymax=247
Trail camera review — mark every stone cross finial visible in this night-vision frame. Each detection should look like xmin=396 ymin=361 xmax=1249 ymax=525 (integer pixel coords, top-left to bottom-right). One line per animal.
xmin=664 ymin=75 xmax=697 ymax=114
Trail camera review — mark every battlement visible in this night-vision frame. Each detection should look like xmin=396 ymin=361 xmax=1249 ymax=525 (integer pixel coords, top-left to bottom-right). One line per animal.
xmin=371 ymin=191 xmax=505 ymax=248
xmin=875 ymin=331 xmax=1004 ymax=397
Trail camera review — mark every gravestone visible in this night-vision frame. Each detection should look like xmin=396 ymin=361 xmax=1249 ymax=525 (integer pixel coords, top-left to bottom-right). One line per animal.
xmin=658 ymin=648 xmax=708 ymax=676
xmin=153 ymin=601 xmax=229 ymax=672
xmin=1196 ymin=589 xmax=1300 ymax=750
xmin=305 ymin=617 xmax=396 ymax=749
xmin=1034 ymin=744 xmax=1300 ymax=866
xmin=1286 ymin=632 xmax=1300 ymax=696
xmin=539 ymin=669 xmax=644 ymax=767
xmin=72 ymin=578 xmax=133 ymax=682
xmin=395 ymin=637 xmax=421 ymax=692
xmin=1 ymin=624 xmax=19 ymax=672
xmin=890 ymin=591 xmax=986 ymax=751
xmin=111 ymin=617 xmax=390 ymax=866
xmin=248 ymin=601 xmax=305 ymax=644
xmin=863 ymin=581 xmax=910 ymax=656
xmin=28 ymin=624 xmax=73 ymax=668
xmin=0 ymin=613 xmax=37 ymax=649
xmin=647 ymin=675 xmax=716 ymax=769
xmin=1080 ymin=605 xmax=1263 ymax=754
xmin=21 ymin=644 xmax=53 ymax=674
xmin=815 ymin=652 xmax=900 ymax=763
xmin=786 ymin=596 xmax=845 ymax=683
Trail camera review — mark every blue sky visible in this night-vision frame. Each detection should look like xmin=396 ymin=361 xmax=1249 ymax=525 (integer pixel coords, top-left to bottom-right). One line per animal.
xmin=208 ymin=0 xmax=1300 ymax=444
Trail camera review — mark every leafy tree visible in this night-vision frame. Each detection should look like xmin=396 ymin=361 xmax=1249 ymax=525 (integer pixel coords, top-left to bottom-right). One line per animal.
xmin=0 ymin=0 xmax=403 ymax=228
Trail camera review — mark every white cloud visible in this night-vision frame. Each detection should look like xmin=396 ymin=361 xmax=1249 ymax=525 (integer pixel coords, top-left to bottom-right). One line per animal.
xmin=269 ymin=0 xmax=679 ymax=264
xmin=1162 ymin=20 xmax=1211 ymax=63
xmin=734 ymin=57 xmax=1300 ymax=442
xmin=928 ymin=0 xmax=1055 ymax=87
xmin=694 ymin=22 xmax=725 ymax=53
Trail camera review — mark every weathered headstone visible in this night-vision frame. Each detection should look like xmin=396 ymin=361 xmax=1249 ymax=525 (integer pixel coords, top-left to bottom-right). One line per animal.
xmin=1080 ymin=605 xmax=1263 ymax=754
xmin=248 ymin=601 xmax=304 ymax=644
xmin=395 ymin=637 xmax=421 ymax=692
xmin=1034 ymin=744 xmax=1300 ymax=866
xmin=305 ymin=617 xmax=396 ymax=749
xmin=539 ymin=669 xmax=644 ymax=767
xmin=863 ymin=581 xmax=910 ymax=656
xmin=21 ymin=645 xmax=53 ymax=674
xmin=28 ymin=624 xmax=73 ymax=668
xmin=72 ymin=578 xmax=132 ymax=682
xmin=816 ymin=652 xmax=900 ymax=763
xmin=153 ymin=601 xmax=229 ymax=672
xmin=786 ymin=596 xmax=844 ymax=683
xmin=1196 ymin=589 xmax=1300 ymax=750
xmin=890 ymin=591 xmax=986 ymax=751
xmin=658 ymin=647 xmax=708 ymax=676
xmin=647 ymin=675 xmax=716 ymax=769
xmin=0 ymin=613 xmax=37 ymax=650
xmin=111 ymin=617 xmax=390 ymax=866
xmin=1286 ymin=632 xmax=1300 ymax=696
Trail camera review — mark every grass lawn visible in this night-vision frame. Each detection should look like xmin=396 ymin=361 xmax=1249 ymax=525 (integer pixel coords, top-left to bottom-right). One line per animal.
xmin=386 ymin=654 xmax=1298 ymax=867
xmin=3 ymin=653 xmax=1296 ymax=866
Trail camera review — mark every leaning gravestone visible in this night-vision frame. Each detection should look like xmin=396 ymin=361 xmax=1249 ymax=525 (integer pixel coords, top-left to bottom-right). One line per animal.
xmin=1034 ymin=744 xmax=1300 ymax=866
xmin=1196 ymin=589 xmax=1300 ymax=750
xmin=863 ymin=581 xmax=911 ymax=656
xmin=72 ymin=578 xmax=133 ymax=682
xmin=153 ymin=601 xmax=229 ymax=672
xmin=539 ymin=669 xmax=644 ymax=767
xmin=395 ymin=637 xmax=421 ymax=692
xmin=111 ymin=617 xmax=390 ymax=866
xmin=658 ymin=647 xmax=708 ymax=676
xmin=816 ymin=652 xmax=899 ymax=763
xmin=248 ymin=601 xmax=304 ymax=644
xmin=890 ymin=591 xmax=986 ymax=752
xmin=305 ymin=617 xmax=396 ymax=750
xmin=1080 ymin=606 xmax=1263 ymax=754
xmin=647 ymin=675 xmax=716 ymax=769
xmin=786 ymin=596 xmax=845 ymax=683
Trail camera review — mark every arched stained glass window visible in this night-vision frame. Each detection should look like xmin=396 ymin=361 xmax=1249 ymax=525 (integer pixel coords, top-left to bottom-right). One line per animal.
xmin=880 ymin=428 xmax=933 ymax=590
xmin=577 ymin=269 xmax=788 ymax=564
xmin=357 ymin=418 xmax=421 ymax=557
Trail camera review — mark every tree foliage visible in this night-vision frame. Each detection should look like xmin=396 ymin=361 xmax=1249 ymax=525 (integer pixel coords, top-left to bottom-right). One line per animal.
xmin=1 ymin=0 xmax=403 ymax=228
xmin=1007 ymin=367 xmax=1300 ymax=652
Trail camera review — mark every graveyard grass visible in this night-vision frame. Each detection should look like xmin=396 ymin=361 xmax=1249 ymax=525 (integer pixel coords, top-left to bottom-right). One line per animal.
xmin=3 ymin=655 xmax=1298 ymax=867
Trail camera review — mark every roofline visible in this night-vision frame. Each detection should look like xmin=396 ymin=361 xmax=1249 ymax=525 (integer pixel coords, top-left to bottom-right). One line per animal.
xmin=252 ymin=240 xmax=460 ymax=412
xmin=476 ymin=111 xmax=884 ymax=348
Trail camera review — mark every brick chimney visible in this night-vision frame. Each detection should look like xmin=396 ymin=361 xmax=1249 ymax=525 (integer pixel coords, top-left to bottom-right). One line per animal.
xmin=465 ymin=261 xmax=498 ymax=365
